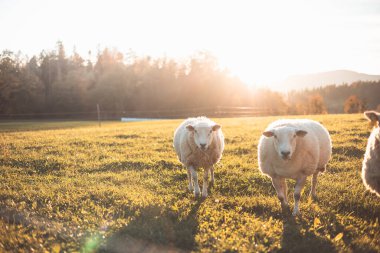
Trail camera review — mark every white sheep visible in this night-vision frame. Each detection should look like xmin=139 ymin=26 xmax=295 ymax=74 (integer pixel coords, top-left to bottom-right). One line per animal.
xmin=173 ymin=117 xmax=224 ymax=197
xmin=258 ymin=119 xmax=332 ymax=216
xmin=362 ymin=111 xmax=380 ymax=197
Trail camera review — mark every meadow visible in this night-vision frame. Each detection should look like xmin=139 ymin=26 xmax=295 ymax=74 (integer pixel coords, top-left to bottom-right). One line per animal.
xmin=0 ymin=115 xmax=379 ymax=253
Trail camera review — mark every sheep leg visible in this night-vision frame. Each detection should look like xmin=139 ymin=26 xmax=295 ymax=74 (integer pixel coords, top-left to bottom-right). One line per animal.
xmin=283 ymin=179 xmax=288 ymax=205
xmin=189 ymin=166 xmax=200 ymax=197
xmin=210 ymin=166 xmax=215 ymax=185
xmin=187 ymin=168 xmax=193 ymax=191
xmin=310 ymin=171 xmax=318 ymax=200
xmin=292 ymin=176 xmax=307 ymax=216
xmin=272 ymin=177 xmax=289 ymax=211
xmin=202 ymin=168 xmax=209 ymax=198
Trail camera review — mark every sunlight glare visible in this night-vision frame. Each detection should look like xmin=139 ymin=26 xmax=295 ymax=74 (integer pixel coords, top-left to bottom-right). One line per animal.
xmin=0 ymin=0 xmax=378 ymax=87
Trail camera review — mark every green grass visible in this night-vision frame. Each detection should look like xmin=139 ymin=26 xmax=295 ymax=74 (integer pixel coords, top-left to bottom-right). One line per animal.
xmin=0 ymin=115 xmax=379 ymax=252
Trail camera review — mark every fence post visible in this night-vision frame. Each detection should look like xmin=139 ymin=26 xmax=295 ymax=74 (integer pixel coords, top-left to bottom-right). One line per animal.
xmin=97 ymin=104 xmax=101 ymax=127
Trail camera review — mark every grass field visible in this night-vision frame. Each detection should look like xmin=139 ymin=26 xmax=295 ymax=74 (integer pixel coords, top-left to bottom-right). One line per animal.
xmin=0 ymin=115 xmax=379 ymax=253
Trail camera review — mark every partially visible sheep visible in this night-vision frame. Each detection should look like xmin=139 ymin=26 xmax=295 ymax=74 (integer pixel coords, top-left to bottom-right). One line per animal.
xmin=173 ymin=117 xmax=224 ymax=197
xmin=258 ymin=119 xmax=332 ymax=216
xmin=362 ymin=111 xmax=380 ymax=197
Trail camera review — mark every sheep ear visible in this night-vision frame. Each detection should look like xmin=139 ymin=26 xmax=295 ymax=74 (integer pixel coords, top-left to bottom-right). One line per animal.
xmin=364 ymin=111 xmax=380 ymax=123
xmin=263 ymin=131 xmax=274 ymax=137
xmin=296 ymin=130 xmax=307 ymax=137
xmin=212 ymin=124 xmax=221 ymax=131
xmin=186 ymin=125 xmax=195 ymax=131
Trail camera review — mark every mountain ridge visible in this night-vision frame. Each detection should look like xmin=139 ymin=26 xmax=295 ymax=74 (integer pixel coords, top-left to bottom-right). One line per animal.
xmin=280 ymin=70 xmax=380 ymax=90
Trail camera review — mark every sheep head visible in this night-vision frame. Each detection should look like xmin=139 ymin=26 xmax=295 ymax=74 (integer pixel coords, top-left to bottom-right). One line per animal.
xmin=263 ymin=126 xmax=307 ymax=160
xmin=186 ymin=123 xmax=221 ymax=151
xmin=365 ymin=111 xmax=380 ymax=127
xmin=364 ymin=111 xmax=380 ymax=148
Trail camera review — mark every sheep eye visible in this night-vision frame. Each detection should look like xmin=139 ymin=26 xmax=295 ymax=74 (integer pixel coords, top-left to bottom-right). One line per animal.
xmin=209 ymin=130 xmax=212 ymax=133
xmin=274 ymin=135 xmax=277 ymax=139
xmin=194 ymin=130 xmax=198 ymax=134
xmin=293 ymin=134 xmax=297 ymax=138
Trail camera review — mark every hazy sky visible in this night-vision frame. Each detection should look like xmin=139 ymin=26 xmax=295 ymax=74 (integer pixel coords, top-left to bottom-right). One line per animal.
xmin=0 ymin=0 xmax=379 ymax=86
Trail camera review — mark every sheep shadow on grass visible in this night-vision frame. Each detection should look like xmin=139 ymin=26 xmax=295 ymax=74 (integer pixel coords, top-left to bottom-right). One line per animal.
xmin=279 ymin=216 xmax=336 ymax=253
xmin=99 ymin=201 xmax=203 ymax=253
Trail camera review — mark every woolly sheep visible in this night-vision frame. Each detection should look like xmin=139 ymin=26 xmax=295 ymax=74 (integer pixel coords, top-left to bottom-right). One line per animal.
xmin=258 ymin=119 xmax=332 ymax=216
xmin=362 ymin=111 xmax=380 ymax=197
xmin=173 ymin=117 xmax=224 ymax=197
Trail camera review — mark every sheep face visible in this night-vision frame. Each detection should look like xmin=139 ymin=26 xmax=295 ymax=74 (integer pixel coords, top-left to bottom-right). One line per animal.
xmin=186 ymin=123 xmax=221 ymax=151
xmin=263 ymin=126 xmax=307 ymax=160
xmin=364 ymin=111 xmax=380 ymax=148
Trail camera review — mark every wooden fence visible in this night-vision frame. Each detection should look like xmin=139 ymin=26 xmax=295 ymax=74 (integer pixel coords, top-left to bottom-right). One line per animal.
xmin=0 ymin=106 xmax=271 ymax=120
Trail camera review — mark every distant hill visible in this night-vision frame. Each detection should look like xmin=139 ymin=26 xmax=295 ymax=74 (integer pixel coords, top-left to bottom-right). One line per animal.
xmin=281 ymin=70 xmax=380 ymax=90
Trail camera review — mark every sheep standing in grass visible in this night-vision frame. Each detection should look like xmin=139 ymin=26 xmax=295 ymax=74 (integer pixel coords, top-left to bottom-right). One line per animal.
xmin=173 ymin=117 xmax=224 ymax=197
xmin=362 ymin=111 xmax=380 ymax=197
xmin=258 ymin=119 xmax=332 ymax=216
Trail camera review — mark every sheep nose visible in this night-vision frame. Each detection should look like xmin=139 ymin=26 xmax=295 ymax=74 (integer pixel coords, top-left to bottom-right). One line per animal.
xmin=200 ymin=144 xmax=207 ymax=149
xmin=281 ymin=151 xmax=290 ymax=157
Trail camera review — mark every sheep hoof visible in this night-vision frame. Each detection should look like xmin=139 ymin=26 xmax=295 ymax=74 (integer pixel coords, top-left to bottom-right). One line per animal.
xmin=281 ymin=202 xmax=289 ymax=207
xmin=201 ymin=192 xmax=208 ymax=198
xmin=281 ymin=203 xmax=290 ymax=215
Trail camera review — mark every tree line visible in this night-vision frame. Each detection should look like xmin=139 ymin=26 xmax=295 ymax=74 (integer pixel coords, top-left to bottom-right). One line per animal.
xmin=287 ymin=82 xmax=380 ymax=114
xmin=0 ymin=42 xmax=379 ymax=118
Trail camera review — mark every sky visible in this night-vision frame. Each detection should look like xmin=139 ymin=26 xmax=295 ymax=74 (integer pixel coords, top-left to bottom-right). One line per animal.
xmin=0 ymin=0 xmax=379 ymax=87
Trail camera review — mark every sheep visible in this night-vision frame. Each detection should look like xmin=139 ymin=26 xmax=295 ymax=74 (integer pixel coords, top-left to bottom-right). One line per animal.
xmin=173 ymin=117 xmax=224 ymax=198
xmin=362 ymin=111 xmax=380 ymax=197
xmin=258 ymin=119 xmax=332 ymax=216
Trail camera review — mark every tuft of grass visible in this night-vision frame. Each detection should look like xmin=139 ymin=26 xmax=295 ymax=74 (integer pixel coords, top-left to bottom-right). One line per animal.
xmin=0 ymin=115 xmax=379 ymax=252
